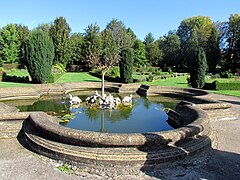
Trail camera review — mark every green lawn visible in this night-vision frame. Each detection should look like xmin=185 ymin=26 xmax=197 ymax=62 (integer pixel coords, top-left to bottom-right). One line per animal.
xmin=55 ymin=72 xmax=101 ymax=83
xmin=7 ymin=69 xmax=29 ymax=77
xmin=0 ymin=71 xmax=240 ymax=97
xmin=139 ymin=75 xmax=189 ymax=88
xmin=0 ymin=81 xmax=32 ymax=88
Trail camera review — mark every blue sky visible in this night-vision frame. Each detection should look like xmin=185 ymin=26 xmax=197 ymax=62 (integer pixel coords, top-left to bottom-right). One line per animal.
xmin=0 ymin=0 xmax=239 ymax=40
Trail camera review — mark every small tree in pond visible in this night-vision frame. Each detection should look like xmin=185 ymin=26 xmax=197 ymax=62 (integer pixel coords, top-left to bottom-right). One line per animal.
xmin=120 ymin=47 xmax=134 ymax=83
xmin=25 ymin=30 xmax=54 ymax=83
xmin=190 ymin=47 xmax=207 ymax=88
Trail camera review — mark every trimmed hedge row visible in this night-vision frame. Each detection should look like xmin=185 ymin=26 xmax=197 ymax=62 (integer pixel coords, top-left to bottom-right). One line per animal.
xmin=204 ymin=80 xmax=240 ymax=90
xmin=215 ymin=81 xmax=240 ymax=90
xmin=133 ymin=73 xmax=186 ymax=83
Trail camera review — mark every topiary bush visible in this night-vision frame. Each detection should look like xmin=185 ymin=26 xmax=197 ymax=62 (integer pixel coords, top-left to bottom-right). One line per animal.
xmin=120 ymin=48 xmax=133 ymax=83
xmin=25 ymin=30 xmax=54 ymax=83
xmin=190 ymin=47 xmax=207 ymax=88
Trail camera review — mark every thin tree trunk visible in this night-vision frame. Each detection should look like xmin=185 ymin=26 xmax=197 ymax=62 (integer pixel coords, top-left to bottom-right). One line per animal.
xmin=101 ymin=71 xmax=106 ymax=98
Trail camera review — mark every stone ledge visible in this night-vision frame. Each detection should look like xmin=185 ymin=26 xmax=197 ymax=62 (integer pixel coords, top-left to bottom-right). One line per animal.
xmin=27 ymin=103 xmax=210 ymax=147
xmin=24 ymin=119 xmax=211 ymax=166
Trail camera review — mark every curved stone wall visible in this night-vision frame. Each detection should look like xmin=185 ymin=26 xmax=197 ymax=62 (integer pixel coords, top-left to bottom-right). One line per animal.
xmin=0 ymin=82 xmax=231 ymax=166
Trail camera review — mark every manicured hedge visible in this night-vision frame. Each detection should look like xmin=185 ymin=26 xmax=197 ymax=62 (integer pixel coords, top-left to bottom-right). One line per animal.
xmin=215 ymin=81 xmax=240 ymax=90
xmin=204 ymin=80 xmax=240 ymax=90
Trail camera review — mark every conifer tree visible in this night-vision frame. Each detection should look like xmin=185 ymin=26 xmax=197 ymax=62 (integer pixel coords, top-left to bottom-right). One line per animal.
xmin=120 ymin=47 xmax=133 ymax=83
xmin=25 ymin=30 xmax=54 ymax=83
xmin=190 ymin=47 xmax=207 ymax=88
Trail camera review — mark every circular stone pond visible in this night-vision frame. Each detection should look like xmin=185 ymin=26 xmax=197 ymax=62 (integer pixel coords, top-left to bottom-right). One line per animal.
xmin=0 ymin=83 xmax=221 ymax=167
xmin=15 ymin=93 xmax=179 ymax=133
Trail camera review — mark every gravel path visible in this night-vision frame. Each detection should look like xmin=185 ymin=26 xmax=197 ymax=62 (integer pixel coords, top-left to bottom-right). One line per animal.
xmin=0 ymin=93 xmax=240 ymax=180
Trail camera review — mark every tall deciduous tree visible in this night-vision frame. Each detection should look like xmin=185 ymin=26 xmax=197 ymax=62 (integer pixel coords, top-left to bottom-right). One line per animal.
xmin=177 ymin=16 xmax=218 ymax=71
xmin=206 ymin=28 xmax=221 ymax=73
xmin=106 ymin=19 xmax=134 ymax=50
xmin=82 ymin=23 xmax=102 ymax=70
xmin=190 ymin=47 xmax=207 ymax=88
xmin=133 ymin=39 xmax=148 ymax=67
xmin=0 ymin=24 xmax=21 ymax=64
xmin=226 ymin=14 xmax=240 ymax=72
xmin=50 ymin=16 xmax=71 ymax=66
xmin=15 ymin=24 xmax=29 ymax=66
xmin=98 ymin=19 xmax=134 ymax=96
xmin=159 ymin=31 xmax=181 ymax=70
xmin=25 ymin=30 xmax=54 ymax=83
xmin=68 ymin=33 xmax=84 ymax=65
xmin=144 ymin=33 xmax=159 ymax=65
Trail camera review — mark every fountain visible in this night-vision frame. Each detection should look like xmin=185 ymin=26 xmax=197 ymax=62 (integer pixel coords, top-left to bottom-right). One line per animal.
xmin=0 ymin=82 xmax=230 ymax=168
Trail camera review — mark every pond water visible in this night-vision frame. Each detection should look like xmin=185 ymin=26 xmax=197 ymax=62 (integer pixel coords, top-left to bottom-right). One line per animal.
xmin=14 ymin=94 xmax=179 ymax=133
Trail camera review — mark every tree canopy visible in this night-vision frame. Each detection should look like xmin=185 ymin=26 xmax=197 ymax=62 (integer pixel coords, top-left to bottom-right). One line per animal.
xmin=0 ymin=24 xmax=20 ymax=64
xmin=50 ymin=16 xmax=71 ymax=66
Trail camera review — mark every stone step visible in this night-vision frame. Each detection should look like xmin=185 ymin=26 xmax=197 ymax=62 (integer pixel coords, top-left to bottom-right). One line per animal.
xmin=23 ymin=121 xmax=211 ymax=167
xmin=118 ymin=84 xmax=141 ymax=93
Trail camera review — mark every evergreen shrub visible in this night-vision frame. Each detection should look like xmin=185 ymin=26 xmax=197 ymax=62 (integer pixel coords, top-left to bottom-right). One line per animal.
xmin=25 ymin=30 xmax=54 ymax=83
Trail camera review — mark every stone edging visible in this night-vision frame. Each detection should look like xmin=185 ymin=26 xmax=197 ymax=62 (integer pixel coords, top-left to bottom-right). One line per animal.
xmin=0 ymin=82 xmax=230 ymax=166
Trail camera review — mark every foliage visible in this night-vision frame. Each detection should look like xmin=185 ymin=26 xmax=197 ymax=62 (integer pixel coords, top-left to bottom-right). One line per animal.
xmin=106 ymin=19 xmax=134 ymax=50
xmin=25 ymin=30 xmax=54 ymax=83
xmin=177 ymin=16 xmax=218 ymax=71
xmin=220 ymin=70 xmax=233 ymax=78
xmin=206 ymin=27 xmax=221 ymax=73
xmin=120 ymin=47 xmax=134 ymax=83
xmin=57 ymin=163 xmax=71 ymax=173
xmin=190 ymin=47 xmax=207 ymax=88
xmin=82 ymin=23 xmax=102 ymax=70
xmin=68 ymin=33 xmax=84 ymax=65
xmin=225 ymin=14 xmax=240 ymax=73
xmin=159 ymin=31 xmax=181 ymax=70
xmin=105 ymin=66 xmax=120 ymax=77
xmin=99 ymin=19 xmax=134 ymax=74
xmin=214 ymin=80 xmax=240 ymax=90
xmin=144 ymin=33 xmax=155 ymax=65
xmin=0 ymin=24 xmax=21 ymax=64
xmin=59 ymin=113 xmax=75 ymax=123
xmin=47 ymin=63 xmax=66 ymax=83
xmin=50 ymin=16 xmax=71 ymax=66
xmin=133 ymin=39 xmax=148 ymax=67
xmin=100 ymin=28 xmax=120 ymax=71
xmin=35 ymin=23 xmax=51 ymax=34
xmin=15 ymin=24 xmax=30 ymax=66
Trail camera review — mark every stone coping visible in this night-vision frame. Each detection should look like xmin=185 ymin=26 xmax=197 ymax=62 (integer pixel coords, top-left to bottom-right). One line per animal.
xmin=27 ymin=103 xmax=209 ymax=147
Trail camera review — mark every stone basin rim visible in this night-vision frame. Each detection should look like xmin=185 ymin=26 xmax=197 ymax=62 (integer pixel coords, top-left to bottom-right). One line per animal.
xmin=0 ymin=82 xmax=225 ymax=147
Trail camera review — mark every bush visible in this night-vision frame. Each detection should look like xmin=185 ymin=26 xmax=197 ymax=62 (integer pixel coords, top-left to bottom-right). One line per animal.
xmin=120 ymin=48 xmax=133 ymax=83
xmin=190 ymin=47 xmax=207 ymax=88
xmin=47 ymin=63 xmax=65 ymax=83
xmin=25 ymin=30 xmax=54 ymax=83
xmin=133 ymin=76 xmax=147 ymax=82
xmin=215 ymin=80 xmax=240 ymax=90
xmin=105 ymin=66 xmax=120 ymax=77
xmin=221 ymin=71 xmax=233 ymax=79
